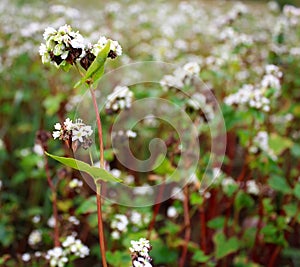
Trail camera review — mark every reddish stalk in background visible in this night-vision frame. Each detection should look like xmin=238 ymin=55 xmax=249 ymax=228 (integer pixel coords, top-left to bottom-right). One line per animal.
xmin=179 ymin=185 xmax=191 ymax=267
xmin=148 ymin=180 xmax=166 ymax=239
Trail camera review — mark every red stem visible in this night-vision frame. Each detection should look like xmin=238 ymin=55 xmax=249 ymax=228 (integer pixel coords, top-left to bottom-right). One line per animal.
xmin=90 ymin=87 xmax=107 ymax=267
xmin=147 ymin=181 xmax=166 ymax=239
xmin=199 ymin=202 xmax=207 ymax=253
xmin=43 ymin=153 xmax=60 ymax=247
xmin=179 ymin=186 xmax=191 ymax=267
xmin=268 ymin=246 xmax=281 ymax=267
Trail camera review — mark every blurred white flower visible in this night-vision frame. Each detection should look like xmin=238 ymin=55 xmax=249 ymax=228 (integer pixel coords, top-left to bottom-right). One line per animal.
xmin=47 ymin=215 xmax=56 ymax=228
xmin=69 ymin=178 xmax=83 ymax=189
xmin=111 ymin=214 xmax=128 ymax=232
xmin=28 ymin=230 xmax=42 ymax=247
xmin=246 ymin=180 xmax=259 ymax=195
xmin=167 ymin=206 xmax=178 ymax=218
xmin=22 ymin=253 xmax=31 ymax=262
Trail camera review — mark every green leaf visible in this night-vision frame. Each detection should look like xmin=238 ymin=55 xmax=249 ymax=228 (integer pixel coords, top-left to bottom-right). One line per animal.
xmin=268 ymin=175 xmax=291 ymax=194
xmin=269 ymin=134 xmax=293 ymax=156
xmin=207 ymin=216 xmax=225 ymax=229
xmin=213 ymin=232 xmax=239 ymax=259
xmin=75 ymin=41 xmax=111 ymax=88
xmin=234 ymin=191 xmax=254 ymax=211
xmin=153 ymin=154 xmax=175 ymax=175
xmin=190 ymin=192 xmax=204 ymax=205
xmin=291 ymin=143 xmax=300 ymax=157
xmin=45 ymin=152 xmax=121 ymax=183
xmin=261 ymin=224 xmax=277 ymax=236
xmin=43 ymin=94 xmax=65 ymax=116
xmin=75 ymin=196 xmax=97 ymax=215
xmin=294 ymin=184 xmax=300 ymax=200
xmin=192 ymin=250 xmax=210 ymax=263
xmin=106 ymin=251 xmax=131 ymax=266
xmin=283 ymin=203 xmax=298 ymax=217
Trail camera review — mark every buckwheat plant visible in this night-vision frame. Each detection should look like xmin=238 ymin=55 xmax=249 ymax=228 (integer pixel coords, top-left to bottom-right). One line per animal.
xmin=40 ymin=24 xmax=122 ymax=267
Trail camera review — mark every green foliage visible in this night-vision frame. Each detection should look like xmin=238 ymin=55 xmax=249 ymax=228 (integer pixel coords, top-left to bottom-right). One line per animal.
xmin=45 ymin=152 xmax=122 ymax=183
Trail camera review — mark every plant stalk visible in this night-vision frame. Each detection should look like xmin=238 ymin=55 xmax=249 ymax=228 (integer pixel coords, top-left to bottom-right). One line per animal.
xmin=90 ymin=87 xmax=107 ymax=267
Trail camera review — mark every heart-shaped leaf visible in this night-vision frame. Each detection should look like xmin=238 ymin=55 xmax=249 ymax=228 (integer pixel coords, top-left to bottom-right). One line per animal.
xmin=45 ymin=152 xmax=121 ymax=183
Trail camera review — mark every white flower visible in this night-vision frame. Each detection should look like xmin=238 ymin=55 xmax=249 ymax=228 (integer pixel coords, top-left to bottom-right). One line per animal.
xmin=126 ymin=130 xmax=137 ymax=138
xmin=47 ymin=215 xmax=56 ymax=228
xmin=92 ymin=36 xmax=122 ymax=57
xmin=68 ymin=216 xmax=80 ymax=225
xmin=72 ymin=128 xmax=86 ymax=142
xmin=32 ymin=215 xmax=41 ymax=224
xmin=64 ymin=118 xmax=73 ymax=131
xmin=33 ymin=143 xmax=44 ymax=156
xmin=130 ymin=211 xmax=142 ymax=225
xmin=246 ymin=180 xmax=259 ymax=195
xmin=52 ymin=131 xmax=62 ymax=139
xmin=183 ymin=62 xmax=200 ymax=76
xmin=111 ymin=214 xmax=129 ymax=232
xmin=112 ymin=230 xmax=120 ymax=240
xmin=28 ymin=230 xmax=42 ymax=246
xmin=22 ymin=253 xmax=31 ymax=262
xmin=171 ymin=186 xmax=184 ymax=201
xmin=110 ymin=169 xmax=121 ymax=178
xmin=167 ymin=206 xmax=178 ymax=218
xmin=43 ymin=27 xmax=57 ymax=40
xmin=106 ymin=86 xmax=133 ymax=112
xmin=69 ymin=178 xmax=83 ymax=188
xmin=62 ymin=236 xmax=76 ymax=248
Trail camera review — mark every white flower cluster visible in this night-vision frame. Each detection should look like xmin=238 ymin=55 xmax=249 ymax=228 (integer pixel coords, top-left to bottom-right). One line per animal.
xmin=129 ymin=238 xmax=152 ymax=267
xmin=219 ymin=27 xmax=253 ymax=48
xmin=111 ymin=129 xmax=137 ymax=139
xmin=92 ymin=36 xmax=122 ymax=59
xmin=246 ymin=180 xmax=259 ymax=195
xmin=186 ymin=92 xmax=215 ymax=121
xmin=45 ymin=247 xmax=68 ymax=267
xmin=45 ymin=236 xmax=89 ymax=267
xmin=52 ymin=118 xmax=93 ymax=150
xmin=224 ymin=65 xmax=282 ymax=112
xmin=39 ymin=24 xmax=122 ymax=70
xmin=283 ymin=5 xmax=300 ymax=26
xmin=249 ymin=131 xmax=277 ymax=160
xmin=261 ymin=64 xmax=282 ymax=97
xmin=105 ymin=86 xmax=134 ymax=113
xmin=160 ymin=62 xmax=200 ymax=91
xmin=111 ymin=214 xmax=129 ymax=239
xmin=28 ymin=230 xmax=42 ymax=247
xmin=62 ymin=236 xmax=89 ymax=258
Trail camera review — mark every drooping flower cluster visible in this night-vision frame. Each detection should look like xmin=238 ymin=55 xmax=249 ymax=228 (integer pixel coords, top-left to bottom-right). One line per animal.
xmin=52 ymin=118 xmax=93 ymax=150
xmin=39 ymin=24 xmax=122 ymax=71
xmin=45 ymin=236 xmax=89 ymax=267
xmin=224 ymin=65 xmax=282 ymax=112
xmin=160 ymin=62 xmax=200 ymax=91
xmin=105 ymin=86 xmax=134 ymax=114
xmin=129 ymin=238 xmax=152 ymax=267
